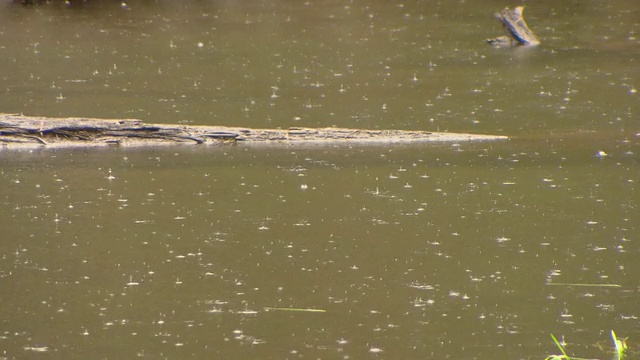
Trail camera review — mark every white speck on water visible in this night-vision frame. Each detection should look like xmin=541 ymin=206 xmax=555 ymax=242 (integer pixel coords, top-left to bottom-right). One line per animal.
xmin=300 ymin=184 xmax=308 ymax=190
xmin=408 ymin=282 xmax=434 ymax=290
xmin=126 ymin=275 xmax=140 ymax=286
xmin=24 ymin=346 xmax=49 ymax=352
xmin=412 ymin=297 xmax=435 ymax=307
xmin=369 ymin=347 xmax=384 ymax=353
xmin=548 ymin=269 xmax=561 ymax=277
xmin=197 ymin=42 xmax=204 ymax=48
xmin=596 ymin=150 xmax=607 ymax=158
xmin=236 ymin=310 xmax=258 ymax=315
xmin=560 ymin=310 xmax=573 ymax=318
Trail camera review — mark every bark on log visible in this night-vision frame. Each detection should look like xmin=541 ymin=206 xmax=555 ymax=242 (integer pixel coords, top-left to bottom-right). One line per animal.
xmin=487 ymin=6 xmax=540 ymax=47
xmin=0 ymin=113 xmax=507 ymax=149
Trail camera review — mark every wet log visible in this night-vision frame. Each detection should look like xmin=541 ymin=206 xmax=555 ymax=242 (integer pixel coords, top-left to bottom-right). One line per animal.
xmin=0 ymin=113 xmax=507 ymax=149
xmin=487 ymin=6 xmax=540 ymax=47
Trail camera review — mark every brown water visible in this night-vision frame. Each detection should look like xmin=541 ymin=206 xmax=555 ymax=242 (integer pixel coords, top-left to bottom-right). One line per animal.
xmin=1 ymin=1 xmax=639 ymax=359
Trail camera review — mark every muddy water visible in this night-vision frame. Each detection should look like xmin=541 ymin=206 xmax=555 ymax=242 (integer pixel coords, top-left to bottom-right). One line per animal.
xmin=1 ymin=1 xmax=639 ymax=359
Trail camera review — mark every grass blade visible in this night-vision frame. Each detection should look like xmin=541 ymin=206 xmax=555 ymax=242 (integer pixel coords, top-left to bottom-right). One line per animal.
xmin=611 ymin=330 xmax=627 ymax=360
xmin=550 ymin=334 xmax=570 ymax=358
xmin=545 ymin=282 xmax=621 ymax=288
xmin=264 ymin=307 xmax=326 ymax=313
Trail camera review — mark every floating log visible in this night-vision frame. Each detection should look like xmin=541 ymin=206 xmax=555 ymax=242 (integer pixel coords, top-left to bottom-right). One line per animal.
xmin=0 ymin=113 xmax=507 ymax=149
xmin=487 ymin=6 xmax=540 ymax=47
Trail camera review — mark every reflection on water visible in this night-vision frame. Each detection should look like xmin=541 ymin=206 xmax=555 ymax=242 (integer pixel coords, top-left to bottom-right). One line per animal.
xmin=0 ymin=1 xmax=639 ymax=359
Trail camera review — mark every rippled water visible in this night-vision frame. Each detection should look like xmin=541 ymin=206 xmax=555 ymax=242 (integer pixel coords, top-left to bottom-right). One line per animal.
xmin=1 ymin=1 xmax=639 ymax=359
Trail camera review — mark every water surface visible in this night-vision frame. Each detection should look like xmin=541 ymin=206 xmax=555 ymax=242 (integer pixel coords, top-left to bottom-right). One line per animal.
xmin=1 ymin=1 xmax=639 ymax=359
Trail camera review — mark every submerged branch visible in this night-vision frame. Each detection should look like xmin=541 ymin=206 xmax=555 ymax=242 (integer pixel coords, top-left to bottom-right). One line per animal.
xmin=487 ymin=6 xmax=540 ymax=47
